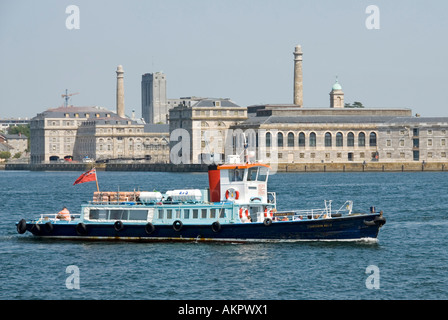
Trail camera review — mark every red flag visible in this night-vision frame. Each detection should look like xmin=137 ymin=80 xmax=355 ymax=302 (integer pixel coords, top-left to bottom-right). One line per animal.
xmin=73 ymin=168 xmax=97 ymax=185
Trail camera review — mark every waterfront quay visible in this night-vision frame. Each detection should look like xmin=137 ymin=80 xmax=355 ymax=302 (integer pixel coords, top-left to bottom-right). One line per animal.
xmin=1 ymin=162 xmax=447 ymax=172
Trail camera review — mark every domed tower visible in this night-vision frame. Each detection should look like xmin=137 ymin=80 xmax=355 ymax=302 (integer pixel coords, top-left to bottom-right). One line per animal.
xmin=330 ymin=77 xmax=344 ymax=108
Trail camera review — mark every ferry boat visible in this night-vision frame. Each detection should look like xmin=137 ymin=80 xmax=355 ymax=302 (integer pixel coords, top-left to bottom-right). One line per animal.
xmin=16 ymin=155 xmax=386 ymax=242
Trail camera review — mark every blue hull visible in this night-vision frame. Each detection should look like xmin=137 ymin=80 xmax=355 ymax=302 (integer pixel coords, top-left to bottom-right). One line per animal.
xmin=20 ymin=213 xmax=384 ymax=242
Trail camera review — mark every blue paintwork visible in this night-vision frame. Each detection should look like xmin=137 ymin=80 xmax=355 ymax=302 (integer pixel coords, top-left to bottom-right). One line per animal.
xmin=19 ymin=211 xmax=384 ymax=242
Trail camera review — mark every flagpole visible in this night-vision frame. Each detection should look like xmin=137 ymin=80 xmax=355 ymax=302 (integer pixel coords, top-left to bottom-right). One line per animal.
xmin=94 ymin=167 xmax=100 ymax=193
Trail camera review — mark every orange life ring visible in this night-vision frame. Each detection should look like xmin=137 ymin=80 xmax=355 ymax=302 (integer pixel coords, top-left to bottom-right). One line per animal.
xmin=239 ymin=207 xmax=249 ymax=219
xmin=226 ymin=188 xmax=239 ymax=200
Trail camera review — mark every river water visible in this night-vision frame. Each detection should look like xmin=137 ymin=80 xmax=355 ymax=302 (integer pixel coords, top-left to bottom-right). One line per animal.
xmin=0 ymin=170 xmax=447 ymax=300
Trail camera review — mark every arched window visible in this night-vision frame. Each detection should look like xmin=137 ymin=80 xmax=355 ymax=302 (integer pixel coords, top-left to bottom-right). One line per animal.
xmin=298 ymin=132 xmax=305 ymax=147
xmin=287 ymin=132 xmax=294 ymax=147
xmin=369 ymin=132 xmax=377 ymax=147
xmin=266 ymin=132 xmax=271 ymax=147
xmin=358 ymin=132 xmax=365 ymax=147
xmin=347 ymin=132 xmax=354 ymax=147
xmin=309 ymin=132 xmax=316 ymax=147
xmin=336 ymin=132 xmax=343 ymax=147
xmin=278 ymin=132 xmax=284 ymax=148
xmin=325 ymin=132 xmax=332 ymax=147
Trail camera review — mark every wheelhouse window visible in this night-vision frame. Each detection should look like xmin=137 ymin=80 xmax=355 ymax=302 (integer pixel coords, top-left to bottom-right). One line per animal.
xmin=229 ymin=169 xmax=244 ymax=182
xmin=247 ymin=167 xmax=258 ymax=181
xmin=257 ymin=167 xmax=268 ymax=181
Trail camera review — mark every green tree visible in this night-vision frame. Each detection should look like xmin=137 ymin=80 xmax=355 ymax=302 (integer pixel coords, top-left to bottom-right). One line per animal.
xmin=0 ymin=151 xmax=11 ymax=160
xmin=344 ymin=101 xmax=365 ymax=108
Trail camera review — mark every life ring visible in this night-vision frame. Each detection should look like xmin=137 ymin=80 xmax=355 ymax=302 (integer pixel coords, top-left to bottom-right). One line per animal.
xmin=239 ymin=208 xmax=249 ymax=219
xmin=114 ymin=220 xmax=124 ymax=232
xmin=76 ymin=222 xmax=88 ymax=236
xmin=173 ymin=220 xmax=183 ymax=232
xmin=225 ymin=188 xmax=239 ymax=200
xmin=145 ymin=222 xmax=155 ymax=235
xmin=44 ymin=221 xmax=54 ymax=234
xmin=211 ymin=221 xmax=221 ymax=233
xmin=263 ymin=218 xmax=273 ymax=226
xmin=264 ymin=208 xmax=273 ymax=218
xmin=17 ymin=219 xmax=27 ymax=234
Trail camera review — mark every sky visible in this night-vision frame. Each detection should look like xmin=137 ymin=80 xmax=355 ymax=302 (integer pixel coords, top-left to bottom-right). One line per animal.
xmin=1 ymin=0 xmax=447 ymax=119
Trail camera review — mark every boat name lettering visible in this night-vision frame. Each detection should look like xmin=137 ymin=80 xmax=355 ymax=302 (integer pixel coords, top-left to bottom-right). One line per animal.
xmin=307 ymin=223 xmax=332 ymax=228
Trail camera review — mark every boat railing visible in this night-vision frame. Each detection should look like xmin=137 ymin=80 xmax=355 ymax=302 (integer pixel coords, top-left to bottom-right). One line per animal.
xmin=274 ymin=200 xmax=353 ymax=221
xmin=37 ymin=213 xmax=81 ymax=222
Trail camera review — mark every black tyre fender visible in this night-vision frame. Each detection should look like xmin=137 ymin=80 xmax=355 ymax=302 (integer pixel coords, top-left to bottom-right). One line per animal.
xmin=173 ymin=220 xmax=183 ymax=232
xmin=44 ymin=221 xmax=54 ymax=234
xmin=30 ymin=223 xmax=41 ymax=234
xmin=114 ymin=220 xmax=124 ymax=232
xmin=76 ymin=222 xmax=88 ymax=236
xmin=263 ymin=218 xmax=273 ymax=226
xmin=211 ymin=221 xmax=221 ymax=233
xmin=17 ymin=219 xmax=27 ymax=234
xmin=145 ymin=222 xmax=155 ymax=235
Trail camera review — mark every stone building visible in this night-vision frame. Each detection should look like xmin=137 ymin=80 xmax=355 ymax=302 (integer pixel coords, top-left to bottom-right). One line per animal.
xmin=74 ymin=119 xmax=169 ymax=163
xmin=169 ymin=98 xmax=247 ymax=164
xmin=141 ymin=72 xmax=203 ymax=124
xmin=30 ymin=66 xmax=171 ymax=164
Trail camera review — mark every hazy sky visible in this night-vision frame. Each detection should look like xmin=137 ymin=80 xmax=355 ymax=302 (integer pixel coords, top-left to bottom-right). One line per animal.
xmin=1 ymin=0 xmax=447 ymax=119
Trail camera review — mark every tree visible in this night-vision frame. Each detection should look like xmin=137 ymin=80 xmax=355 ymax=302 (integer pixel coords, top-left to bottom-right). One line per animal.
xmin=0 ymin=151 xmax=11 ymax=160
xmin=344 ymin=101 xmax=365 ymax=108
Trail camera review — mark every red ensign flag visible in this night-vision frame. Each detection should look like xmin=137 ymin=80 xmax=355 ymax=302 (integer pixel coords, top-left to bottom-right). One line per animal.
xmin=73 ymin=168 xmax=97 ymax=185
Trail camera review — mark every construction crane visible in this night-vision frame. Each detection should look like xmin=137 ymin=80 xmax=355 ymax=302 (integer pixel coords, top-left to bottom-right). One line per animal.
xmin=61 ymin=89 xmax=79 ymax=107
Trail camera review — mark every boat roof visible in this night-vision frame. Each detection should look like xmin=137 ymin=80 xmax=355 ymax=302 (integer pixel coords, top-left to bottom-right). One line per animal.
xmin=217 ymin=163 xmax=271 ymax=170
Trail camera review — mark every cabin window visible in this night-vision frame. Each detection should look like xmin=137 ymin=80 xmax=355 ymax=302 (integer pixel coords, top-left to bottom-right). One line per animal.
xmin=229 ymin=169 xmax=244 ymax=182
xmin=175 ymin=209 xmax=181 ymax=219
xmin=166 ymin=209 xmax=173 ymax=219
xmin=158 ymin=209 xmax=164 ymax=219
xmin=110 ymin=209 xmax=126 ymax=220
xmin=219 ymin=208 xmax=226 ymax=218
xmin=128 ymin=210 xmax=148 ymax=221
xmin=89 ymin=209 xmax=108 ymax=220
xmin=201 ymin=209 xmax=207 ymax=219
xmin=247 ymin=167 xmax=258 ymax=181
xmin=210 ymin=209 xmax=216 ymax=219
xmin=193 ymin=209 xmax=199 ymax=219
xmin=258 ymin=167 xmax=268 ymax=181
xmin=183 ymin=209 xmax=190 ymax=219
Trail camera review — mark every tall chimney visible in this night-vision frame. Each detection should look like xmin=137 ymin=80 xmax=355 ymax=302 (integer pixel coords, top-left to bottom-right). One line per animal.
xmin=116 ymin=65 xmax=125 ymax=117
xmin=293 ymin=45 xmax=303 ymax=107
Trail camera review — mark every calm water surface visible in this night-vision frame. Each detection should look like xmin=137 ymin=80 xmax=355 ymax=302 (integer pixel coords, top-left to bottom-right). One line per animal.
xmin=0 ymin=170 xmax=447 ymax=300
